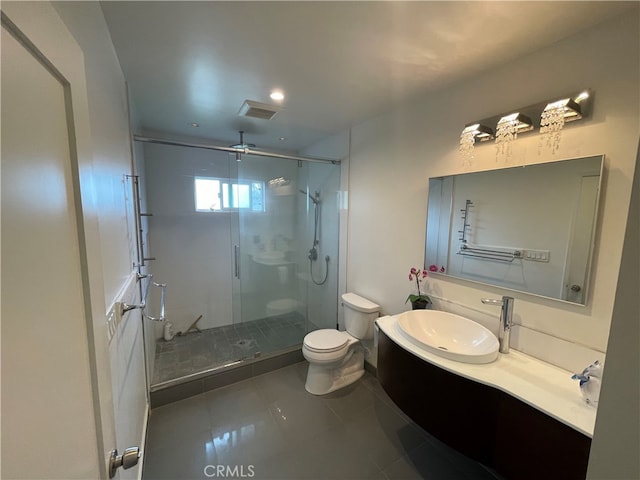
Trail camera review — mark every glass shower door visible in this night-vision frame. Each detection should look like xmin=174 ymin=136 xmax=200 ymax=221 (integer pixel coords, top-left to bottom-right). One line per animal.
xmin=142 ymin=141 xmax=341 ymax=390
xmin=143 ymin=141 xmax=239 ymax=387
xmin=233 ymin=154 xmax=309 ymax=358
xmin=145 ymin=145 xmax=321 ymax=384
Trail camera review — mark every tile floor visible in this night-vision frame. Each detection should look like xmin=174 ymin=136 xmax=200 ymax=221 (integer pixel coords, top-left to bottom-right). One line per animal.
xmin=153 ymin=314 xmax=312 ymax=386
xmin=143 ymin=362 xmax=501 ymax=480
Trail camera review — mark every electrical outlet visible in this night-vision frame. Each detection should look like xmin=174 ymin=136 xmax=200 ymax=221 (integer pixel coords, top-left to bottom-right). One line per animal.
xmin=523 ymin=249 xmax=550 ymax=262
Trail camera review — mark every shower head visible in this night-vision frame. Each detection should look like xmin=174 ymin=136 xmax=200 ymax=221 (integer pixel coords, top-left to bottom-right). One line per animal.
xmin=230 ymin=131 xmax=256 ymax=150
xmin=299 ymin=189 xmax=320 ymax=204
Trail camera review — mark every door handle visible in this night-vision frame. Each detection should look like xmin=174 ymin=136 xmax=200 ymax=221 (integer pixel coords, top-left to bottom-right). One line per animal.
xmin=109 ymin=446 xmax=140 ymax=478
xmin=234 ymin=245 xmax=240 ymax=278
xmin=571 ymin=284 xmax=582 ymax=292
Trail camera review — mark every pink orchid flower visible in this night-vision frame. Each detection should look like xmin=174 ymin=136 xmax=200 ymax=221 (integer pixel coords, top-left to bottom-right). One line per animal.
xmin=406 ymin=267 xmax=431 ymax=306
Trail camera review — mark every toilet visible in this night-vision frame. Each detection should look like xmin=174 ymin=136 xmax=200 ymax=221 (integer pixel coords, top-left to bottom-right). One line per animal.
xmin=302 ymin=292 xmax=380 ymax=395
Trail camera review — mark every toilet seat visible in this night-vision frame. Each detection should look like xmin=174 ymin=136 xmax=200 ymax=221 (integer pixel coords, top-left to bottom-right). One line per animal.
xmin=303 ymin=329 xmax=349 ymax=353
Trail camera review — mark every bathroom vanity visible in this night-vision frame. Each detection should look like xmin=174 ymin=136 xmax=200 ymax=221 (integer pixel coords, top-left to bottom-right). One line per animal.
xmin=376 ymin=316 xmax=595 ymax=480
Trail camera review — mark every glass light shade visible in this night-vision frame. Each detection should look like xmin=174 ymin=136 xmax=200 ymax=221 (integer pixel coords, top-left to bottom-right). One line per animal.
xmin=497 ymin=113 xmax=534 ymax=133
xmin=543 ymin=98 xmax=582 ymax=122
xmin=462 ymin=123 xmax=494 ymax=142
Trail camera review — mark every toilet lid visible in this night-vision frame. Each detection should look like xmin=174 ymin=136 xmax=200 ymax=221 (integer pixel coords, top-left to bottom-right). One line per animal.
xmin=304 ymin=329 xmax=349 ymax=353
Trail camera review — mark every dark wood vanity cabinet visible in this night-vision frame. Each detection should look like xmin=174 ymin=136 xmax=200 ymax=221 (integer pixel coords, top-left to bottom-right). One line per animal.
xmin=378 ymin=330 xmax=592 ymax=480
xmin=493 ymin=393 xmax=592 ymax=480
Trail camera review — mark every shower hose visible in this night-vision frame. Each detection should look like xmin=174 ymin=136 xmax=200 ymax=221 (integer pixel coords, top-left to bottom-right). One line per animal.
xmin=310 ymin=255 xmax=330 ymax=286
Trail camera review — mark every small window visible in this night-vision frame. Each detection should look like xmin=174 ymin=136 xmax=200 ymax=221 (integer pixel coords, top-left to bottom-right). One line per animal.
xmin=195 ymin=176 xmax=265 ymax=212
xmin=195 ymin=178 xmax=222 ymax=212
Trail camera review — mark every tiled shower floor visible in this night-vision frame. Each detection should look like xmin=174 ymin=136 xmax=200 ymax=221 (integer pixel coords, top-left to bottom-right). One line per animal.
xmin=152 ymin=313 xmax=312 ymax=386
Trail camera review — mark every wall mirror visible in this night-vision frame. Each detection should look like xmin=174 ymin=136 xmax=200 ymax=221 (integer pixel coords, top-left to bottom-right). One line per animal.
xmin=425 ymin=155 xmax=604 ymax=305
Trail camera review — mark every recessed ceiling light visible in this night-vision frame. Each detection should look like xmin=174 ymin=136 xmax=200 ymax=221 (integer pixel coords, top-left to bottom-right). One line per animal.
xmin=279 ymin=137 xmax=286 ymax=141
xmin=270 ymin=90 xmax=285 ymax=101
xmin=189 ymin=122 xmax=200 ymax=127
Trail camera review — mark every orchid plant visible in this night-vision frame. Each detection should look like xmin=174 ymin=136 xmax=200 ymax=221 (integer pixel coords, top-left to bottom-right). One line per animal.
xmin=429 ymin=264 xmax=446 ymax=273
xmin=406 ymin=267 xmax=431 ymax=306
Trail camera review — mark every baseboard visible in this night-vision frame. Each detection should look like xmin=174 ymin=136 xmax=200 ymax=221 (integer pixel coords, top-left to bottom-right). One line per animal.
xmin=364 ymin=360 xmax=377 ymax=377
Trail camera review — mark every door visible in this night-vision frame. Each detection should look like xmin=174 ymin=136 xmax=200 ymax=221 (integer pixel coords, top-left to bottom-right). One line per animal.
xmin=563 ymin=175 xmax=600 ymax=303
xmin=235 ymin=155 xmax=310 ymax=347
xmin=1 ymin=6 xmax=122 ymax=478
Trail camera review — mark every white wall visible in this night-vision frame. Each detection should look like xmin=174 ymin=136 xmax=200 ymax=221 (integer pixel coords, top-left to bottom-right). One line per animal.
xmin=53 ymin=2 xmax=136 ymax=310
xmin=131 ymin=117 xmax=157 ymax=386
xmin=346 ymin=12 xmax=639 ymax=354
xmin=586 ymin=139 xmax=640 ymax=479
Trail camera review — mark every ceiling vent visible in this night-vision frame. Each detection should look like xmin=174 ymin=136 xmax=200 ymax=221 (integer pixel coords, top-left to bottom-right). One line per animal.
xmin=238 ymin=99 xmax=282 ymax=120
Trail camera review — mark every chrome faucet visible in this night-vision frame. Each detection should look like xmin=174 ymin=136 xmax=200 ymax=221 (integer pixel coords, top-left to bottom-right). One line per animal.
xmin=481 ymin=296 xmax=514 ymax=354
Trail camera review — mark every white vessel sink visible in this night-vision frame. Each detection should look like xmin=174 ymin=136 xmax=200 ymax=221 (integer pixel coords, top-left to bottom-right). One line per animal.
xmin=396 ymin=310 xmax=499 ymax=364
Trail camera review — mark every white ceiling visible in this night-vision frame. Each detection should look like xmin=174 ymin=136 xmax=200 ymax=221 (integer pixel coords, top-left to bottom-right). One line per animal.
xmin=101 ymin=1 xmax=636 ymax=152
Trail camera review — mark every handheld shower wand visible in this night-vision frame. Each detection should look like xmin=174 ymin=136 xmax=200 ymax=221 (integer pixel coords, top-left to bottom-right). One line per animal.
xmin=299 ymin=189 xmax=329 ymax=285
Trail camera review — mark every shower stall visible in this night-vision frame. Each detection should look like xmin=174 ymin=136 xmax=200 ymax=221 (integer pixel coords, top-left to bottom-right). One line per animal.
xmin=136 ymin=139 xmax=340 ymax=392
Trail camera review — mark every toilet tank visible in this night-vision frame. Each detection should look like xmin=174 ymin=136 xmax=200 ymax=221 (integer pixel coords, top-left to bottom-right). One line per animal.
xmin=341 ymin=292 xmax=380 ymax=340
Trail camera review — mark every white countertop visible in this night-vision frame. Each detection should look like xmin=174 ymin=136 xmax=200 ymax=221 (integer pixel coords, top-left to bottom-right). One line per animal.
xmin=376 ymin=315 xmax=597 ymax=437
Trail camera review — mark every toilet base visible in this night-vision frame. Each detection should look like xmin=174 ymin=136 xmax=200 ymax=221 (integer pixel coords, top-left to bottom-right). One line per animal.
xmin=304 ymin=348 xmax=365 ymax=395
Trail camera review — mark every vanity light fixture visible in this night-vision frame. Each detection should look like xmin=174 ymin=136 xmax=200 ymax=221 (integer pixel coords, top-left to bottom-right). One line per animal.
xmin=460 ymin=89 xmax=593 ymax=162
xmin=495 ymin=113 xmax=533 ymax=161
xmin=459 ymin=123 xmax=494 ymax=165
xmin=539 ymin=96 xmax=584 ymax=155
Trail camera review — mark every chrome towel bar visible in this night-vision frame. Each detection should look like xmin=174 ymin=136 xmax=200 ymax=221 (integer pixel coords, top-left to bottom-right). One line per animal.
xmin=119 ymin=273 xmax=166 ymax=322
xmin=457 ymin=243 xmax=522 ymax=263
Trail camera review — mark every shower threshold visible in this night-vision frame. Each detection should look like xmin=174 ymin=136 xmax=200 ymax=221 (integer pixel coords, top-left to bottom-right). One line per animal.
xmin=150 ymin=344 xmax=301 ymax=392
xmin=149 ymin=345 xmax=304 ymax=407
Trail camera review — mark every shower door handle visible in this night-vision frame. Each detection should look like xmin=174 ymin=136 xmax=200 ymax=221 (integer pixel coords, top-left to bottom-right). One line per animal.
xmin=234 ymin=245 xmax=240 ymax=278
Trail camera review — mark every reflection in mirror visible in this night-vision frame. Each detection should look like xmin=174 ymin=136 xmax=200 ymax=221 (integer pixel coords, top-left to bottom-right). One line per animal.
xmin=425 ymin=155 xmax=604 ymax=305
